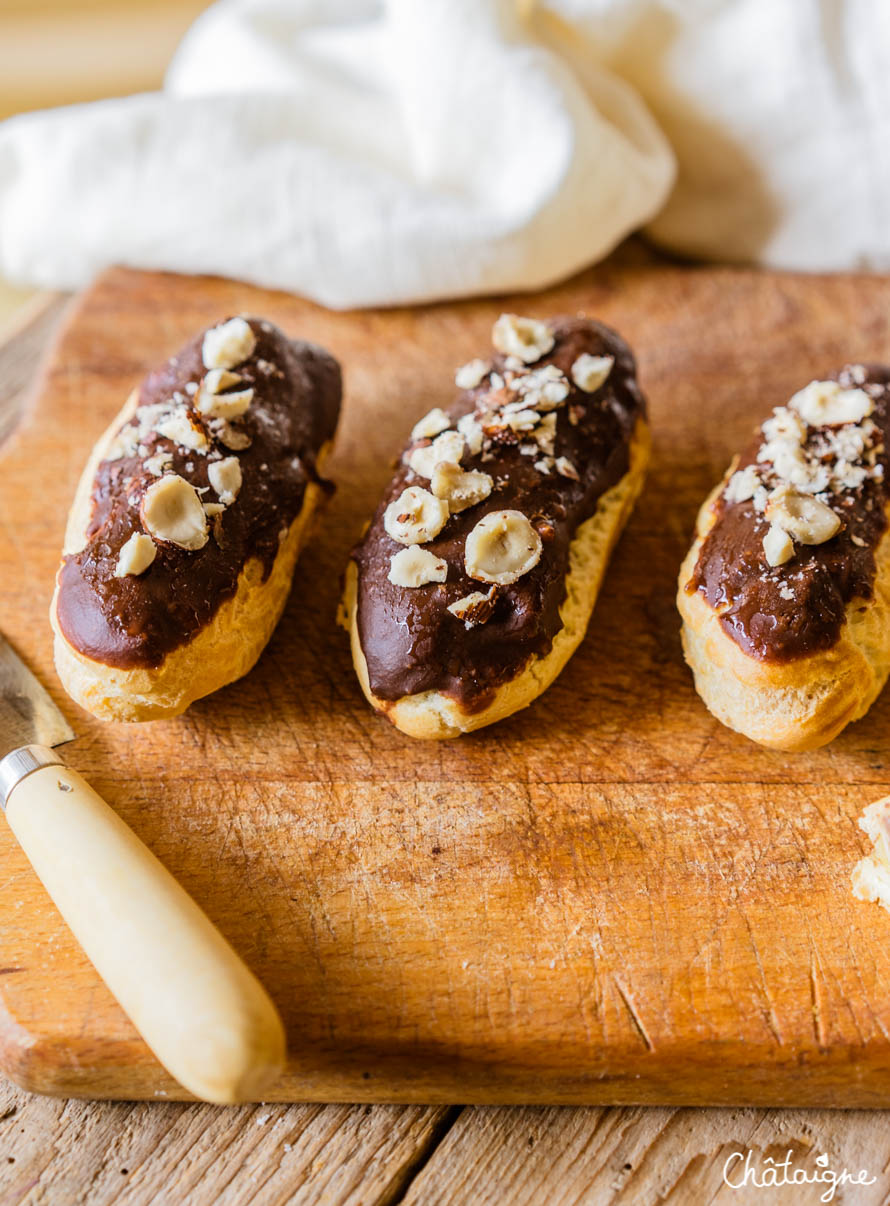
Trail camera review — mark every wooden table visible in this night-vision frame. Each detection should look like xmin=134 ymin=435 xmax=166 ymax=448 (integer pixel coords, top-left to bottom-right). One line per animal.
xmin=2 ymin=292 xmax=890 ymax=1206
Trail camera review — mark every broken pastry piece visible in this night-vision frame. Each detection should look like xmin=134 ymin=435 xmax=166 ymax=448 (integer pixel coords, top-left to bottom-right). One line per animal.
xmin=344 ymin=313 xmax=650 ymax=739
xmin=853 ymin=797 xmax=890 ymax=914
xmin=678 ymin=368 xmax=890 ymax=751
xmin=51 ymin=317 xmax=341 ymax=721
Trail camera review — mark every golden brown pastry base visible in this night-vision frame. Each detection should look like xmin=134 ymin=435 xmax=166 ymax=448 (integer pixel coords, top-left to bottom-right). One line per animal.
xmin=50 ymin=389 xmax=331 ymax=723
xmin=344 ymin=419 xmax=650 ymax=740
xmin=677 ymin=475 xmax=890 ymax=752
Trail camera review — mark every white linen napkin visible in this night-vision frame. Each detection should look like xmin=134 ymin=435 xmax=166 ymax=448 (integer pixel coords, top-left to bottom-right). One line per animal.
xmin=557 ymin=0 xmax=890 ymax=272
xmin=0 ymin=0 xmax=886 ymax=308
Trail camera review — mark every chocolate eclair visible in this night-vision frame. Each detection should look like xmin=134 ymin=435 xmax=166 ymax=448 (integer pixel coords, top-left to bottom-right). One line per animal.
xmin=678 ymin=367 xmax=890 ymax=750
xmin=344 ymin=313 xmax=650 ymax=739
xmin=51 ymin=317 xmax=341 ymax=721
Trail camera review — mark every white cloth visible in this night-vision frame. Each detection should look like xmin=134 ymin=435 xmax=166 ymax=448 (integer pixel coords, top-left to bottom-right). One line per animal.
xmin=0 ymin=0 xmax=887 ymax=308
xmin=551 ymin=0 xmax=890 ymax=270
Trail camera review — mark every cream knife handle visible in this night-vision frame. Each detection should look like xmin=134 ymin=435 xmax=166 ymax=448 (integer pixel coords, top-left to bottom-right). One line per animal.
xmin=0 ymin=746 xmax=285 ymax=1104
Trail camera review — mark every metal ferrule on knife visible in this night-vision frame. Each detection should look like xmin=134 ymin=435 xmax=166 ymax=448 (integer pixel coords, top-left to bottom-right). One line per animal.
xmin=0 ymin=744 xmax=64 ymax=809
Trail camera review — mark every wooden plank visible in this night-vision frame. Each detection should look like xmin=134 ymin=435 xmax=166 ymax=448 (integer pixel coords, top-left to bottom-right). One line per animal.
xmin=6 ymin=1070 xmax=890 ymax=1206
xmin=400 ymin=1104 xmax=890 ymax=1205
xmin=0 ymin=1078 xmax=456 ymax=1206
xmin=2 ymin=256 xmax=890 ymax=1103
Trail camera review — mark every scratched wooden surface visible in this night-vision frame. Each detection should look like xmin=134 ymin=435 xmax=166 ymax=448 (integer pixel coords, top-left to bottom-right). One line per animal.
xmin=1 ymin=253 xmax=890 ymax=1107
xmin=2 ymin=271 xmax=890 ymax=1206
xmin=3 ymin=1075 xmax=890 ymax=1206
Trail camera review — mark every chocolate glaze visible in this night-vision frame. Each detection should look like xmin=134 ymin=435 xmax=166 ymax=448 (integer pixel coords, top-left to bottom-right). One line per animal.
xmin=352 ymin=317 xmax=646 ymax=710
xmin=689 ymin=366 xmax=890 ymax=662
xmin=56 ymin=319 xmax=341 ymax=670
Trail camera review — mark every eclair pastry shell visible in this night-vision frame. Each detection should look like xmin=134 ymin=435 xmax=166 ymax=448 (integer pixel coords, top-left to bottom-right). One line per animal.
xmin=345 ymin=418 xmax=650 ymax=740
xmin=51 ymin=388 xmax=331 ymax=723
xmin=677 ymin=473 xmax=890 ymax=752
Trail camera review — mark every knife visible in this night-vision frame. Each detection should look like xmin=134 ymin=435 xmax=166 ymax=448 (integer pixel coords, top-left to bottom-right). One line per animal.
xmin=0 ymin=632 xmax=285 ymax=1103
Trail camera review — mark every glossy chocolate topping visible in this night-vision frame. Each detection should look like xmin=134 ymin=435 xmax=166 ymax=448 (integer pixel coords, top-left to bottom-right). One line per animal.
xmin=56 ymin=319 xmax=341 ymax=669
xmin=352 ymin=317 xmax=646 ymax=710
xmin=689 ymin=366 xmax=890 ymax=662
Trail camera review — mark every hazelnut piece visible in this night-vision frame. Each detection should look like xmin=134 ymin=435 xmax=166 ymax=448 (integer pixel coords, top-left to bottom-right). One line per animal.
xmin=447 ymin=587 xmax=498 ymax=628
xmin=155 ymin=410 xmax=209 ymax=452
xmin=491 ymin=314 xmax=554 ymax=364
xmin=202 ymin=317 xmax=256 ymax=370
xmin=196 ymin=369 xmax=254 ymax=420
xmin=383 ymin=487 xmax=450 ymax=545
xmin=765 ymin=485 xmax=841 ymax=545
xmin=430 ymin=461 xmax=493 ymax=513
xmin=455 ymin=359 xmax=489 ymax=390
xmin=388 ymin=546 xmax=448 ymax=588
xmin=208 ymin=456 xmax=243 ymax=505
xmin=407 ymin=430 xmax=465 ymax=479
xmin=411 ymin=408 xmax=452 ymax=441
xmin=141 ymin=474 xmax=208 ymax=550
xmin=114 ymin=532 xmax=156 ymax=577
xmin=464 ymin=509 xmax=542 ymax=585
xmin=571 ymin=353 xmax=614 ymax=393
xmin=457 ymin=413 xmax=484 ymax=455
xmin=762 ymin=524 xmax=794 ymax=567
xmin=789 ymin=380 xmax=873 ymax=427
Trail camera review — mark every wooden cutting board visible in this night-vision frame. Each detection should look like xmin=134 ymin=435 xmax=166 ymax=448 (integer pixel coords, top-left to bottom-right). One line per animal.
xmin=3 ymin=252 xmax=890 ymax=1106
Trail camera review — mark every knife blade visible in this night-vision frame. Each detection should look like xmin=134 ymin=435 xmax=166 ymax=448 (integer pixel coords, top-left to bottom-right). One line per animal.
xmin=0 ymin=630 xmax=285 ymax=1103
xmin=0 ymin=633 xmax=74 ymax=754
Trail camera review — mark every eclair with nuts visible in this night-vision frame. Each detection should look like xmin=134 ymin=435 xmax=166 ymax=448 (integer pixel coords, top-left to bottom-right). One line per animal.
xmin=678 ymin=368 xmax=890 ymax=750
xmin=51 ymin=317 xmax=341 ymax=721
xmin=344 ymin=313 xmax=650 ymax=739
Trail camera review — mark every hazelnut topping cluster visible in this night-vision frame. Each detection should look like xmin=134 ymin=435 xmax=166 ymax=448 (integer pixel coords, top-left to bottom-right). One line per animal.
xmin=383 ymin=314 xmax=612 ymax=626
xmin=107 ymin=318 xmax=268 ymax=577
xmin=722 ymin=370 xmax=886 ymax=568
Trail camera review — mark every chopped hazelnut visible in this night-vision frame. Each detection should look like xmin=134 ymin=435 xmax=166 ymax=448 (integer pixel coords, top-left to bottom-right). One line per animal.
xmin=407 ymin=430 xmax=465 ymax=479
xmin=765 ymin=484 xmax=841 ymax=545
xmin=789 ymin=379 xmax=873 ymax=427
xmin=571 ymin=353 xmax=614 ymax=393
xmin=503 ymin=408 xmax=540 ymax=433
xmin=141 ymin=475 xmax=208 ymax=550
xmin=144 ymin=450 xmax=174 ymax=477
xmin=430 ymin=461 xmax=493 ymax=512
xmin=724 ymin=465 xmax=761 ymax=504
xmin=114 ymin=532 xmax=156 ymax=577
xmin=457 ymin=412 xmax=484 ymax=456
xmin=491 ymin=314 xmax=554 ymax=364
xmin=388 ymin=546 xmax=448 ymax=588
xmin=208 ymin=456 xmax=242 ymax=505
xmin=411 ymin=408 xmax=452 ymax=441
xmin=156 ymin=410 xmax=209 ymax=453
xmin=383 ymin=486 xmax=450 ymax=545
xmin=204 ymin=368 xmax=241 ymax=394
xmin=196 ymin=369 xmax=254 ymax=420
xmin=202 ymin=317 xmax=256 ymax=371
xmin=447 ymin=586 xmax=499 ymax=628
xmin=209 ymin=418 xmax=252 ymax=451
xmin=455 ymin=359 xmax=489 ymax=390
xmin=464 ymin=509 xmax=543 ymax=585
xmin=762 ymin=524 xmax=794 ymax=567
xmin=513 ymin=364 xmax=569 ymax=411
